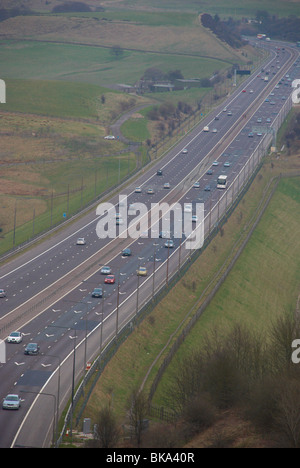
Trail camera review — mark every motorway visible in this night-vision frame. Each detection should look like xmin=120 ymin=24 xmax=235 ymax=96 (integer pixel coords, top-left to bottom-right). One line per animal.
xmin=0 ymin=39 xmax=299 ymax=448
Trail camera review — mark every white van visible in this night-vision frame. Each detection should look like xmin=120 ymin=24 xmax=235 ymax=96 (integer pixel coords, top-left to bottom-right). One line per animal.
xmin=203 ymin=126 xmax=209 ymax=132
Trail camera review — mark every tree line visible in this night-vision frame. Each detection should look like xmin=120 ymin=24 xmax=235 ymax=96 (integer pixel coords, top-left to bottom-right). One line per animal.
xmin=84 ymin=312 xmax=300 ymax=448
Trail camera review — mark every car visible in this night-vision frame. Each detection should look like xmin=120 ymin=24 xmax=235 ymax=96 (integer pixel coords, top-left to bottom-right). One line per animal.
xmin=104 ymin=135 xmax=115 ymax=140
xmin=242 ymin=89 xmax=246 ymax=93
xmin=212 ymin=128 xmax=218 ymax=133
xmin=2 ymin=394 xmax=21 ymax=410
xmin=227 ymin=111 xmax=232 ymax=116
xmin=212 ymin=161 xmax=219 ymax=166
xmin=203 ymin=126 xmax=209 ymax=132
xmin=116 ymin=217 xmax=123 ymax=225
xmin=92 ymin=288 xmax=103 ymax=298
xmin=266 ymin=118 xmax=271 ymax=123
xmin=250 ymin=89 xmax=254 ymax=93
xmin=204 ymin=185 xmax=211 ymax=191
xmin=100 ymin=266 xmax=111 ymax=275
xmin=7 ymin=332 xmax=22 ymax=344
xmin=193 ymin=181 xmax=200 ymax=188
xmin=24 ymin=343 xmax=40 ymax=355
xmin=265 ymin=98 xmax=270 ymax=102
xmin=192 ymin=215 xmax=198 ymax=222
xmin=206 ymin=169 xmax=213 ymax=175
xmin=182 ymin=148 xmax=188 ymax=154
xmin=257 ymin=132 xmax=263 ymax=136
xmin=223 ymin=107 xmax=227 ymax=112
xmin=76 ymin=238 xmax=86 ymax=245
xmin=248 ymin=132 xmax=254 ymax=137
xmin=214 ymin=116 xmax=220 ymax=120
xmin=257 ymin=118 xmax=262 ymax=123
xmin=224 ymin=162 xmax=231 ymax=167
xmin=137 ymin=267 xmax=147 ymax=277
xmin=147 ymin=188 xmax=154 ymax=195
xmin=0 ymin=289 xmax=6 ymax=298
xmin=163 ymin=182 xmax=170 ymax=189
xmin=104 ymin=275 xmax=115 ymax=284
xmin=164 ymin=239 xmax=174 ymax=248
xmin=122 ymin=248 xmax=131 ymax=256
xmin=135 ymin=187 xmax=142 ymax=193
xmin=157 ymin=169 xmax=163 ymax=176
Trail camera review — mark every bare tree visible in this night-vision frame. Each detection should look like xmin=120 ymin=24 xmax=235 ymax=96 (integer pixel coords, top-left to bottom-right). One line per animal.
xmin=111 ymin=45 xmax=124 ymax=59
xmin=274 ymin=376 xmax=300 ymax=448
xmin=92 ymin=404 xmax=121 ymax=448
xmin=128 ymin=388 xmax=149 ymax=447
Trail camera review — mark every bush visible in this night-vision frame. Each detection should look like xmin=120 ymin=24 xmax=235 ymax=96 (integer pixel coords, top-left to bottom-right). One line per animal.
xmin=182 ymin=394 xmax=217 ymax=436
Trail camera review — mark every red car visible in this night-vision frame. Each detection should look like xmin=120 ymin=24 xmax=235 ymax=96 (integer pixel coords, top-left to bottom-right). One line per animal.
xmin=105 ymin=275 xmax=115 ymax=284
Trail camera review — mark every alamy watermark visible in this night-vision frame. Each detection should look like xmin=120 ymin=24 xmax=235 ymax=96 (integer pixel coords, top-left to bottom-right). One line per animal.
xmin=0 ymin=339 xmax=6 ymax=364
xmin=0 ymin=79 xmax=6 ymax=103
xmin=95 ymin=195 xmax=204 ymax=250
xmin=291 ymin=339 xmax=300 ymax=364
xmin=292 ymin=79 xmax=300 ymax=104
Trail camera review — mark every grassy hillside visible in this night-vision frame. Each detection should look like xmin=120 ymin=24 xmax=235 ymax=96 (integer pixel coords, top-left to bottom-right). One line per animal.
xmin=0 ymin=40 xmax=233 ymax=87
xmin=0 ymin=12 xmax=250 ymax=64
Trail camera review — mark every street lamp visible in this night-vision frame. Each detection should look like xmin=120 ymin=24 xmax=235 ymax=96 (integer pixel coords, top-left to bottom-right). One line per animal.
xmin=136 ymin=257 xmax=144 ymax=316
xmin=51 ymin=324 xmax=77 ymax=438
xmin=116 ymin=271 xmax=126 ymax=337
xmin=20 ymin=390 xmax=57 ymax=448
xmin=43 ymin=354 xmax=61 ymax=447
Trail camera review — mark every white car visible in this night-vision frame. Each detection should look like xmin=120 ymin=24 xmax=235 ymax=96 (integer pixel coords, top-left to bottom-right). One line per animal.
xmin=76 ymin=238 xmax=86 ymax=245
xmin=2 ymin=394 xmax=21 ymax=410
xmin=182 ymin=148 xmax=188 ymax=154
xmin=104 ymin=135 xmax=115 ymax=140
xmin=7 ymin=332 xmax=22 ymax=344
xmin=0 ymin=289 xmax=6 ymax=298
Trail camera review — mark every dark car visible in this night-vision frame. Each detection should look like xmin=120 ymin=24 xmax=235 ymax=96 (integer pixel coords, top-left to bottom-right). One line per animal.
xmin=24 ymin=343 xmax=40 ymax=355
xmin=122 ymin=248 xmax=131 ymax=256
xmin=156 ymin=169 xmax=163 ymax=176
xmin=92 ymin=288 xmax=103 ymax=298
xmin=206 ymin=169 xmax=213 ymax=175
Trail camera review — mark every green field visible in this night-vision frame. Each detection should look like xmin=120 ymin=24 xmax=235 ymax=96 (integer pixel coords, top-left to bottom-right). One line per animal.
xmin=0 ymin=40 xmax=233 ymax=88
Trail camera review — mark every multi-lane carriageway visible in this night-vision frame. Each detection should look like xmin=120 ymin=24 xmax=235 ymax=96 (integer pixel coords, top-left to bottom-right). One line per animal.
xmin=0 ymin=40 xmax=299 ymax=448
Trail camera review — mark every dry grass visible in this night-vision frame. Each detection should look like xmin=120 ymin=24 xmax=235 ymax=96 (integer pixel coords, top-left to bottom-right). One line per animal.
xmin=1 ymin=15 xmax=245 ymax=63
xmin=184 ymin=409 xmax=273 ymax=448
